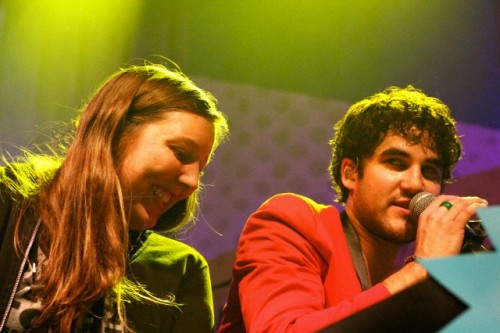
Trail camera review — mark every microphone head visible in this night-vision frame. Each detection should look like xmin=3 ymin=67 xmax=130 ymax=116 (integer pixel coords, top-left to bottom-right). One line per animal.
xmin=409 ymin=192 xmax=436 ymax=221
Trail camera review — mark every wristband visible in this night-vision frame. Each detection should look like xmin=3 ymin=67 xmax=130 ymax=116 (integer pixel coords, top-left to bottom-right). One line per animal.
xmin=404 ymin=255 xmax=418 ymax=265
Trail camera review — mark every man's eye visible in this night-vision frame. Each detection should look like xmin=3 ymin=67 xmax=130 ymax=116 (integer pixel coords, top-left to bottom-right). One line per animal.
xmin=387 ymin=159 xmax=404 ymax=167
xmin=422 ymin=166 xmax=442 ymax=182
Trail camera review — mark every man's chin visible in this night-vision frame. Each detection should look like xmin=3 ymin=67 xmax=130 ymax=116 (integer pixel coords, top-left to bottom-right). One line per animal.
xmin=400 ymin=227 xmax=417 ymax=243
xmin=390 ymin=218 xmax=417 ymax=243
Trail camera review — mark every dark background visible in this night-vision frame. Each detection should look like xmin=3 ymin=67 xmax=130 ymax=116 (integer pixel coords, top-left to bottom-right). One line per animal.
xmin=0 ymin=0 xmax=498 ymax=261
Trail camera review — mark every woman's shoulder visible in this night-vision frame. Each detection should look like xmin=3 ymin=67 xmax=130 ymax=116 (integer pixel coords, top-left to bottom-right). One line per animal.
xmin=134 ymin=231 xmax=208 ymax=267
xmin=0 ymin=164 xmax=17 ymax=205
xmin=146 ymin=231 xmax=198 ymax=251
xmin=0 ymin=158 xmax=60 ymax=197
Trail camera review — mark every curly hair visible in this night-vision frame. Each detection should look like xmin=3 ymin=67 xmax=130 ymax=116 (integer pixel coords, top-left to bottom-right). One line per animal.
xmin=329 ymin=85 xmax=461 ymax=203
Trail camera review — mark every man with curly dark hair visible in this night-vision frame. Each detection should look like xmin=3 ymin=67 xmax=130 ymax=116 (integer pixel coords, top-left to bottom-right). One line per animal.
xmin=218 ymin=86 xmax=488 ymax=333
xmin=329 ymin=85 xmax=461 ymax=203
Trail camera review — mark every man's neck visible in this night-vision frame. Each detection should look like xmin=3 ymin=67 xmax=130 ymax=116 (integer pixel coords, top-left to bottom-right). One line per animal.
xmin=360 ymin=233 xmax=413 ymax=284
xmin=346 ymin=209 xmax=413 ymax=285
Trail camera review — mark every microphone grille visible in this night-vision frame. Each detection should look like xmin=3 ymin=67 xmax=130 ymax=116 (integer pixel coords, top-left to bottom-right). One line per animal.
xmin=409 ymin=192 xmax=436 ymax=221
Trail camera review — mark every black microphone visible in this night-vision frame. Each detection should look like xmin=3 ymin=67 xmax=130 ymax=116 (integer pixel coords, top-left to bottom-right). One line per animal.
xmin=409 ymin=192 xmax=489 ymax=253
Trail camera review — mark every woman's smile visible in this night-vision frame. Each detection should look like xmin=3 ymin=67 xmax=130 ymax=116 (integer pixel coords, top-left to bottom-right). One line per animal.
xmin=117 ymin=111 xmax=215 ymax=230
xmin=152 ymin=184 xmax=172 ymax=206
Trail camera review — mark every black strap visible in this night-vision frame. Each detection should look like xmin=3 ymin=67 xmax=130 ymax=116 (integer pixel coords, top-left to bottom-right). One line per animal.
xmin=340 ymin=211 xmax=372 ymax=290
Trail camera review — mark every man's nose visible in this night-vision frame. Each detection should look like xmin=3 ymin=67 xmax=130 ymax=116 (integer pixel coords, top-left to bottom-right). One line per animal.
xmin=401 ymin=166 xmax=425 ymax=194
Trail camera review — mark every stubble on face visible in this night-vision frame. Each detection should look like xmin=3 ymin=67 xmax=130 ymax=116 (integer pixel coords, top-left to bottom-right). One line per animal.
xmin=346 ymin=133 xmax=442 ymax=246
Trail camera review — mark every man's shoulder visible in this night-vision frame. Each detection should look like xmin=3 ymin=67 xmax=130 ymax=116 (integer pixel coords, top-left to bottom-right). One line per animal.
xmin=260 ymin=192 xmax=337 ymax=216
xmin=251 ymin=192 xmax=342 ymax=236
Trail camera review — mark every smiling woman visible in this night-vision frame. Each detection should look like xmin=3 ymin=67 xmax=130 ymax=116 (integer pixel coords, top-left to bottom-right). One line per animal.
xmin=0 ymin=63 xmax=229 ymax=332
xmin=117 ymin=111 xmax=215 ymax=231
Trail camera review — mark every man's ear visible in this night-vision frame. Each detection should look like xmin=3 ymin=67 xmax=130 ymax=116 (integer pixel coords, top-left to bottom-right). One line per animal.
xmin=341 ymin=158 xmax=358 ymax=190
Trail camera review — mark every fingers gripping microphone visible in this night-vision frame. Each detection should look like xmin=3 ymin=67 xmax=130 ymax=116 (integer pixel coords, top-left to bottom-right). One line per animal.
xmin=409 ymin=192 xmax=489 ymax=253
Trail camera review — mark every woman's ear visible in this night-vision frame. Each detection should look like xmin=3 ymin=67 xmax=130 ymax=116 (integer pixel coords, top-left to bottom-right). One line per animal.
xmin=341 ymin=158 xmax=358 ymax=190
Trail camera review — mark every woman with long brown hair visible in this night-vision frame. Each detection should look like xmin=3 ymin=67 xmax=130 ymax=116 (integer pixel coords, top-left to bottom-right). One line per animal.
xmin=0 ymin=63 xmax=229 ymax=332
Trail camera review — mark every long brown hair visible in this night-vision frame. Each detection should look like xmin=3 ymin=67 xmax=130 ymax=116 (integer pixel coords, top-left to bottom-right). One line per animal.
xmin=8 ymin=63 xmax=228 ymax=331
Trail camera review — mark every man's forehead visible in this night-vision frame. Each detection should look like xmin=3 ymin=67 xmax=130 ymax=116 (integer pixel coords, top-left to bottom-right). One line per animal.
xmin=377 ymin=132 xmax=441 ymax=160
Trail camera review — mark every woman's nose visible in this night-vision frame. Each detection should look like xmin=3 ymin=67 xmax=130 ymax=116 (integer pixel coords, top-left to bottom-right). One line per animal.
xmin=178 ymin=163 xmax=200 ymax=192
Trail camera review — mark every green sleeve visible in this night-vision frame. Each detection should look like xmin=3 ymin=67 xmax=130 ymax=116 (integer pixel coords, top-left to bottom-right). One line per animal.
xmin=126 ymin=232 xmax=214 ymax=333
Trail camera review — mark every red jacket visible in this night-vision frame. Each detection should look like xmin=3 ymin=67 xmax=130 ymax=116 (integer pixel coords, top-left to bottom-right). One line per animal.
xmin=218 ymin=193 xmax=391 ymax=333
